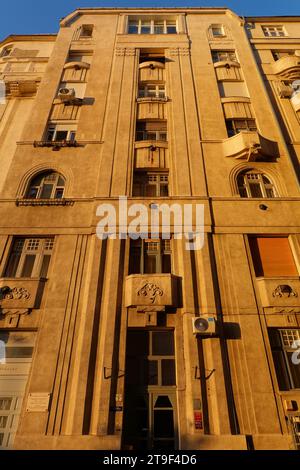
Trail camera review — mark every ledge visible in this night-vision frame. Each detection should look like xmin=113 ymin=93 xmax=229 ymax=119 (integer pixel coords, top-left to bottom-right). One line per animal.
xmin=16 ymin=198 xmax=74 ymax=207
xmin=33 ymin=140 xmax=80 ymax=150
xmin=291 ymin=92 xmax=300 ymax=112
xmin=135 ymin=140 xmax=168 ymax=149
xmin=222 ymin=131 xmax=279 ymax=161
xmin=137 ymin=96 xmax=169 ymax=102
xmin=214 ymin=60 xmax=240 ymax=68
xmin=273 ymin=54 xmax=300 ymax=80
xmin=63 ymin=61 xmax=90 ymax=70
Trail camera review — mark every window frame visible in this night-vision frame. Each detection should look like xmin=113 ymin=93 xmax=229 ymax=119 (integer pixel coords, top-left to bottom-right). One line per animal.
xmin=129 ymin=238 xmax=172 ymax=275
xmin=211 ymin=24 xmax=226 ymax=38
xmin=226 ymin=118 xmax=257 ymax=137
xmin=79 ymin=25 xmax=94 ymax=38
xmin=26 ymin=172 xmax=65 ymax=200
xmin=269 ymin=328 xmax=300 ymax=391
xmin=237 ymin=171 xmax=277 ymax=198
xmin=262 ymin=25 xmax=286 ymax=37
xmin=138 ymin=84 xmax=166 ymax=99
xmin=128 ymin=18 xmax=177 ymax=35
xmin=133 ymin=172 xmax=169 ymax=198
xmin=46 ymin=125 xmax=77 ymax=143
xmin=211 ymin=50 xmax=238 ymax=63
xmin=4 ymin=237 xmax=54 ymax=279
xmin=0 ymin=46 xmax=13 ymax=58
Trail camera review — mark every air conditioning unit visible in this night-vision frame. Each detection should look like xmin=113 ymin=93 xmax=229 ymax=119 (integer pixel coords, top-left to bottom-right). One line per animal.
xmin=192 ymin=315 xmax=217 ymax=335
xmin=58 ymin=87 xmax=76 ymax=101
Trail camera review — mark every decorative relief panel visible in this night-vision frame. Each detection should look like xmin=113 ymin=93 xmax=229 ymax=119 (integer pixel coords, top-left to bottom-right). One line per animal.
xmin=257 ymin=278 xmax=300 ymax=308
xmin=125 ymin=274 xmax=180 ymax=307
xmin=0 ymin=278 xmax=46 ymax=310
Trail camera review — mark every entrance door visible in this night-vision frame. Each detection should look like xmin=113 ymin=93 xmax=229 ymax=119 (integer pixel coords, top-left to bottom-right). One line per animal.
xmin=123 ymin=330 xmax=178 ymax=450
xmin=0 ymin=331 xmax=35 ymax=449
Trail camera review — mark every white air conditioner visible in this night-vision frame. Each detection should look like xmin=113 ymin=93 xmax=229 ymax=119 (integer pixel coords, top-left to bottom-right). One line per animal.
xmin=192 ymin=315 xmax=217 ymax=335
xmin=58 ymin=87 xmax=76 ymax=101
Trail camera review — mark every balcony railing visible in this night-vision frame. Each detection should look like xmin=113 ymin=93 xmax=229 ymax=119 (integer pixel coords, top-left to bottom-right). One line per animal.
xmin=33 ymin=140 xmax=79 ymax=150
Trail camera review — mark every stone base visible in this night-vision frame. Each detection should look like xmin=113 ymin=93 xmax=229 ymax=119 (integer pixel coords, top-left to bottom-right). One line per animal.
xmin=13 ymin=435 xmax=121 ymax=450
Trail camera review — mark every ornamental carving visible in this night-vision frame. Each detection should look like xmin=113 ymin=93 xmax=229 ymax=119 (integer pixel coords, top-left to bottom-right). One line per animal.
xmin=272 ymin=285 xmax=298 ymax=298
xmin=0 ymin=287 xmax=31 ymax=301
xmin=115 ymin=47 xmax=136 ymax=56
xmin=138 ymin=283 xmax=163 ymax=304
xmin=169 ymin=47 xmax=190 ymax=57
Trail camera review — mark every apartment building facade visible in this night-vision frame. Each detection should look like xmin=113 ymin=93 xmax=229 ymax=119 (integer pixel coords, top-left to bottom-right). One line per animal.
xmin=0 ymin=8 xmax=299 ymax=450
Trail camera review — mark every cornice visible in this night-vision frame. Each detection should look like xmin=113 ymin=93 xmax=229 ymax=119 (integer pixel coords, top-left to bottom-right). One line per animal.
xmin=0 ymin=34 xmax=57 ymax=47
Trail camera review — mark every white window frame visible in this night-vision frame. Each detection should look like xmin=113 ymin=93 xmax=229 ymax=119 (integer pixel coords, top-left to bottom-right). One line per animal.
xmin=128 ymin=18 xmax=177 ymax=35
xmin=138 ymin=84 xmax=166 ymax=99
xmin=27 ymin=172 xmax=65 ymax=200
xmin=212 ymin=50 xmax=238 ymax=63
xmin=237 ymin=171 xmax=277 ymax=198
xmin=262 ymin=25 xmax=286 ymax=37
xmin=46 ymin=124 xmax=77 ymax=142
xmin=133 ymin=172 xmax=169 ymax=197
xmin=211 ymin=24 xmax=226 ymax=38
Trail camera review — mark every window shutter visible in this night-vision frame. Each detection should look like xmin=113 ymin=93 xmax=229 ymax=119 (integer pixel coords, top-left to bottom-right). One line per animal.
xmin=250 ymin=237 xmax=298 ymax=277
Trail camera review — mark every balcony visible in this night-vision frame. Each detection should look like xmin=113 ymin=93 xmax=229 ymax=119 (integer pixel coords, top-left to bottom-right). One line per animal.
xmin=222 ymin=131 xmax=279 ymax=161
xmin=16 ymin=198 xmax=74 ymax=207
xmin=136 ymin=100 xmax=167 ymax=120
xmin=135 ymin=141 xmax=169 ymax=169
xmin=139 ymin=61 xmax=165 ymax=82
xmin=33 ymin=140 xmax=79 ymax=151
xmin=0 ymin=278 xmax=46 ymax=312
xmin=125 ymin=274 xmax=180 ymax=308
xmin=256 ymin=277 xmax=300 ymax=308
xmin=291 ymin=92 xmax=300 ymax=113
xmin=273 ymin=54 xmax=300 ymax=80
xmin=5 ymin=79 xmax=39 ymax=97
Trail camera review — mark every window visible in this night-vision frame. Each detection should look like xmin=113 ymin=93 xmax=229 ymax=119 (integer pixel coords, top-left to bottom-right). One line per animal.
xmin=272 ymin=50 xmax=294 ymax=61
xmin=4 ymin=238 xmax=54 ymax=278
xmin=0 ymin=46 xmax=13 ymax=58
xmin=237 ymin=171 xmax=277 ymax=198
xmin=138 ymin=84 xmax=166 ymax=99
xmin=269 ymin=329 xmax=300 ymax=391
xmin=290 ymin=416 xmax=300 ymax=450
xmin=212 ymin=50 xmax=238 ymax=63
xmin=26 ymin=171 xmax=65 ymax=200
xmin=136 ymin=121 xmax=167 ymax=141
xmin=133 ymin=172 xmax=169 ymax=197
xmin=226 ymin=119 xmax=257 ymax=137
xmin=262 ymin=26 xmax=286 ymax=37
xmin=249 ymin=237 xmax=298 ymax=277
xmin=126 ymin=330 xmax=176 ymax=387
xmin=129 ymin=239 xmax=171 ymax=274
xmin=211 ymin=25 xmax=225 ymax=37
xmin=80 ymin=25 xmax=93 ymax=38
xmin=128 ymin=19 xmax=177 ymax=35
xmin=46 ymin=125 xmax=76 ymax=143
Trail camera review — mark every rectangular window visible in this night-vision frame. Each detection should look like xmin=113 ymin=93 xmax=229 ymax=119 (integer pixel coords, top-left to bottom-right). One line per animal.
xmin=249 ymin=237 xmax=298 ymax=277
xmin=126 ymin=330 xmax=176 ymax=387
xmin=136 ymin=121 xmax=167 ymax=141
xmin=211 ymin=25 xmax=225 ymax=37
xmin=226 ymin=119 xmax=257 ymax=137
xmin=128 ymin=19 xmax=177 ymax=35
xmin=80 ymin=25 xmax=93 ymax=38
xmin=212 ymin=50 xmax=238 ymax=63
xmin=4 ymin=238 xmax=54 ymax=278
xmin=129 ymin=239 xmax=172 ymax=275
xmin=138 ymin=84 xmax=166 ymax=99
xmin=133 ymin=172 xmax=169 ymax=197
xmin=262 ymin=26 xmax=286 ymax=37
xmin=46 ymin=125 xmax=77 ymax=143
xmin=269 ymin=329 xmax=300 ymax=390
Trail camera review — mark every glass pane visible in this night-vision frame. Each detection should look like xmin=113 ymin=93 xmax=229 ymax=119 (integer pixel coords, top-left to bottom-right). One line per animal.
xmin=40 ymin=184 xmax=53 ymax=199
xmin=152 ymin=331 xmax=174 ymax=356
xmin=162 ymin=254 xmax=171 ymax=273
xmin=147 ymin=360 xmax=158 ymax=385
xmin=55 ymin=131 xmax=68 ymax=141
xmin=128 ymin=23 xmax=138 ymax=34
xmin=144 ymin=254 xmax=157 ymax=274
xmin=162 ymin=359 xmax=176 ymax=385
xmin=27 ymin=187 xmax=39 ymax=199
xmin=21 ymin=254 xmax=35 ymax=277
xmin=69 ymin=131 xmax=76 ymax=142
xmin=166 ymin=25 xmax=177 ymax=34
xmin=141 ymin=23 xmax=151 ymax=34
xmin=154 ymin=396 xmax=173 ymax=408
xmin=154 ymin=410 xmax=174 ymax=437
xmin=160 ymin=184 xmax=169 ymax=197
xmin=272 ymin=350 xmax=291 ymax=391
xmin=46 ymin=128 xmax=55 ymax=141
xmin=287 ymin=352 xmax=300 ymax=389
xmin=0 ymin=416 xmax=8 ymax=428
xmin=249 ymin=183 xmax=263 ymax=198
xmin=5 ymin=347 xmax=34 ymax=358
xmin=4 ymin=253 xmax=21 ymax=277
xmin=266 ymin=187 xmax=275 ymax=198
xmin=126 ymin=357 xmax=140 ymax=386
xmin=55 ymin=188 xmax=64 ymax=199
xmin=154 ymin=24 xmax=164 ymax=34
xmin=57 ymin=176 xmax=65 ymax=186
xmin=145 ymin=184 xmax=157 ymax=197
xmin=129 ymin=247 xmax=141 ymax=274
xmin=0 ymin=399 xmax=12 ymax=411
xmin=40 ymin=255 xmax=51 ymax=278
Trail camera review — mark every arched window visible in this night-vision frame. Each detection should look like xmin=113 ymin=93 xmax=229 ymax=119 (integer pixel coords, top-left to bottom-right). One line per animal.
xmin=26 ymin=171 xmax=65 ymax=199
xmin=237 ymin=170 xmax=277 ymax=198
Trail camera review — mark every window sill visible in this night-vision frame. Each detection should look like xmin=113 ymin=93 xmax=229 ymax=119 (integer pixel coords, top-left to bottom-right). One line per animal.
xmin=33 ymin=140 xmax=79 ymax=150
xmin=16 ymin=198 xmax=74 ymax=207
